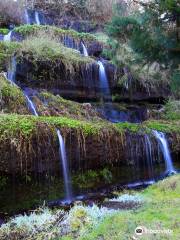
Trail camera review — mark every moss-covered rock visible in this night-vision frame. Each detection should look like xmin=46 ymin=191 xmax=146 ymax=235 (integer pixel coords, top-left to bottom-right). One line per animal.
xmin=0 ymin=114 xmax=179 ymax=176
xmin=13 ymin=25 xmax=103 ymax=57
xmin=14 ymin=25 xmax=96 ymax=41
xmin=0 ymin=74 xmax=28 ymax=114
xmin=0 ymin=41 xmax=21 ymax=71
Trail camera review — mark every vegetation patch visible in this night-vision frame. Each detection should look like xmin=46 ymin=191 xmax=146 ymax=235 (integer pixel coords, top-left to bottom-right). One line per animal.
xmin=14 ymin=25 xmax=96 ymax=41
xmin=0 ymin=74 xmax=28 ymax=114
xmin=0 ymin=28 xmax=9 ymax=35
xmin=17 ymin=33 xmax=94 ymax=64
xmin=38 ymin=91 xmax=101 ymax=120
xmin=0 ymin=41 xmax=20 ymax=71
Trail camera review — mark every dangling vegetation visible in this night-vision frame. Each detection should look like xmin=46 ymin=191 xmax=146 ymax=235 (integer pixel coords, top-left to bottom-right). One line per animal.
xmin=106 ymin=0 xmax=180 ymax=96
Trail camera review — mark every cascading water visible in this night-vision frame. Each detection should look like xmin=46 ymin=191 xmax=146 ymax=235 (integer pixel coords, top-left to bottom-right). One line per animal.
xmin=25 ymin=9 xmax=31 ymax=24
xmin=97 ymin=61 xmax=111 ymax=99
xmin=25 ymin=95 xmax=39 ymax=116
xmin=4 ymin=31 xmax=12 ymax=41
xmin=7 ymin=57 xmax=39 ymax=116
xmin=82 ymin=42 xmax=89 ymax=57
xmin=7 ymin=55 xmax=72 ymax=201
xmin=35 ymin=11 xmax=40 ymax=25
xmin=144 ymin=134 xmax=154 ymax=180
xmin=153 ymin=130 xmax=176 ymax=175
xmin=57 ymin=130 xmax=72 ymax=202
xmin=7 ymin=56 xmax=16 ymax=84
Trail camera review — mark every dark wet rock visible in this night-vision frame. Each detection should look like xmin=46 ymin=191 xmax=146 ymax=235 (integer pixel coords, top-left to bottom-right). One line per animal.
xmin=70 ymin=20 xmax=98 ymax=33
xmin=88 ymin=41 xmax=103 ymax=57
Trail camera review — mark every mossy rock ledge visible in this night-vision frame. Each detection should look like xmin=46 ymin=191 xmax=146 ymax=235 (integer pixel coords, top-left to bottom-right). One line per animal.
xmin=0 ymin=114 xmax=179 ymax=177
xmin=13 ymin=25 xmax=103 ymax=57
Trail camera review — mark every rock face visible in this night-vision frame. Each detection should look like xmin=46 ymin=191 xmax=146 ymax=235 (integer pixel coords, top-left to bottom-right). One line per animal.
xmin=15 ymin=56 xmax=101 ymax=101
xmin=14 ymin=55 xmax=170 ymax=102
xmin=0 ymin=118 xmax=179 ymax=177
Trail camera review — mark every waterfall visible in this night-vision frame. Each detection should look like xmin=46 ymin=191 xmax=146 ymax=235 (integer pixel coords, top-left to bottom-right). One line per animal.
xmin=7 ymin=57 xmax=39 ymax=116
xmin=35 ymin=11 xmax=40 ymax=25
xmin=82 ymin=42 xmax=89 ymax=57
xmin=25 ymin=9 xmax=30 ymax=24
xmin=153 ymin=130 xmax=176 ymax=175
xmin=57 ymin=130 xmax=72 ymax=202
xmin=7 ymin=57 xmax=16 ymax=84
xmin=144 ymin=134 xmax=154 ymax=179
xmin=25 ymin=95 xmax=39 ymax=116
xmin=4 ymin=31 xmax=12 ymax=41
xmin=97 ymin=61 xmax=111 ymax=99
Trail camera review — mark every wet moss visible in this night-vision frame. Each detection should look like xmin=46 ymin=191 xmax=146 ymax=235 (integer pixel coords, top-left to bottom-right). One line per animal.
xmin=0 ymin=114 xmax=179 ymax=141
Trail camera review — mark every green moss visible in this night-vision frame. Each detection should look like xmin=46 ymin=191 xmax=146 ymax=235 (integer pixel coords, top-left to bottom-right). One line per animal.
xmin=14 ymin=24 xmax=96 ymax=41
xmin=0 ymin=113 xmax=179 ymax=141
xmin=0 ymin=114 xmax=36 ymax=138
xmin=115 ymin=122 xmax=140 ymax=132
xmin=0 ymin=75 xmax=27 ymax=114
xmin=144 ymin=120 xmax=180 ymax=133
xmin=0 ymin=28 xmax=9 ymax=35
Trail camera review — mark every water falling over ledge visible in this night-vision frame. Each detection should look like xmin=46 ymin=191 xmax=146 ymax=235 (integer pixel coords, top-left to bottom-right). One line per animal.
xmin=82 ymin=42 xmax=89 ymax=57
xmin=153 ymin=130 xmax=176 ymax=175
xmin=57 ymin=129 xmax=73 ymax=202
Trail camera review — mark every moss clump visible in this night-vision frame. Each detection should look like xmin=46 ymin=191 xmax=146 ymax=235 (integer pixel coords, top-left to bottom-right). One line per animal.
xmin=0 ymin=28 xmax=9 ymax=35
xmin=144 ymin=120 xmax=180 ymax=133
xmin=115 ymin=122 xmax=140 ymax=132
xmin=0 ymin=74 xmax=28 ymax=114
xmin=14 ymin=24 xmax=96 ymax=41
xmin=0 ymin=41 xmax=21 ymax=71
xmin=0 ymin=114 xmax=36 ymax=138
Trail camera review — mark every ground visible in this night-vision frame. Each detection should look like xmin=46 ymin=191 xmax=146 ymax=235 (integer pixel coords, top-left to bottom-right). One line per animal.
xmin=0 ymin=174 xmax=179 ymax=240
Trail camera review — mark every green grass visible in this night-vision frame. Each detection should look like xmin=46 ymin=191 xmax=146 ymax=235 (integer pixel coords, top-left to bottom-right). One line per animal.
xmin=14 ymin=25 xmax=96 ymax=41
xmin=77 ymin=175 xmax=180 ymax=240
xmin=16 ymin=33 xmax=95 ymax=65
